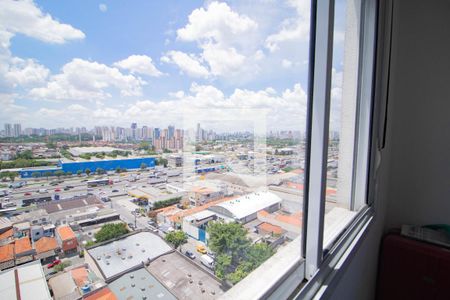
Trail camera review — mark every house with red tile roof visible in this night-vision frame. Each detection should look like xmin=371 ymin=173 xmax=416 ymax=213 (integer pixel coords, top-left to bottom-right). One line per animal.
xmin=0 ymin=243 xmax=15 ymax=270
xmin=34 ymin=236 xmax=60 ymax=262
xmin=84 ymin=287 xmax=117 ymax=300
xmin=56 ymin=225 xmax=78 ymax=255
xmin=14 ymin=237 xmax=35 ymax=265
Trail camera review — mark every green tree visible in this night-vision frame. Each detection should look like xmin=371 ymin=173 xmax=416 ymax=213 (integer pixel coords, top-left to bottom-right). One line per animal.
xmin=165 ymin=230 xmax=188 ymax=250
xmin=16 ymin=150 xmax=33 ymax=160
xmin=94 ymin=223 xmax=129 ymax=243
xmin=85 ymin=168 xmax=91 ymax=176
xmin=207 ymin=221 xmax=251 ymax=259
xmin=76 ymin=170 xmax=83 ymax=176
xmin=31 ymin=172 xmax=41 ymax=180
xmin=54 ymin=170 xmax=65 ymax=178
xmin=138 ymin=141 xmax=150 ymax=150
xmin=8 ymin=171 xmax=18 ymax=182
xmin=156 ymin=158 xmax=168 ymax=168
xmin=140 ymin=163 xmax=148 ymax=170
xmin=95 ymin=168 xmax=105 ymax=175
xmin=54 ymin=261 xmax=71 ymax=272
xmin=43 ymin=171 xmax=53 ymax=180
xmin=115 ymin=166 xmax=122 ymax=173
xmin=65 ymin=171 xmax=72 ymax=177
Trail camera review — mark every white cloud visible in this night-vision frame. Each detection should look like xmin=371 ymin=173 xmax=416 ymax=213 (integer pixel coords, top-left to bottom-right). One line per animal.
xmin=0 ymin=0 xmax=85 ymax=45
xmin=265 ymin=0 xmax=310 ymax=52
xmin=177 ymin=1 xmax=257 ymax=45
xmin=4 ymin=57 xmax=49 ymax=87
xmin=161 ymin=50 xmax=209 ymax=78
xmin=0 ymin=0 xmax=84 ymax=91
xmin=281 ymin=59 xmax=293 ymax=68
xmin=202 ymin=43 xmax=245 ymax=76
xmin=114 ymin=55 xmax=163 ymax=77
xmin=29 ymin=58 xmax=145 ymax=101
xmin=171 ymin=1 xmax=260 ymax=79
xmin=99 ymin=4 xmax=107 ymax=13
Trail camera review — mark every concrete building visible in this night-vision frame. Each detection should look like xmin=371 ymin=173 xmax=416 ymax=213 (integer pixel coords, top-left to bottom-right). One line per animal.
xmin=85 ymin=231 xmax=173 ymax=282
xmin=208 ymin=192 xmax=282 ymax=223
xmin=14 ymin=237 xmax=35 ymax=265
xmin=56 ymin=225 xmax=78 ymax=255
xmin=0 ymin=261 xmax=51 ymax=300
xmin=108 ymin=268 xmax=176 ymax=300
xmin=182 ymin=210 xmax=217 ymax=242
xmin=33 ymin=236 xmax=60 ymax=263
xmin=30 ymin=224 xmax=55 ymax=241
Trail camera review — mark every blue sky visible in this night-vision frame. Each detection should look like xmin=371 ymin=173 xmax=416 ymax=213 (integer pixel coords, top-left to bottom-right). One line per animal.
xmin=0 ymin=0 xmax=345 ymax=131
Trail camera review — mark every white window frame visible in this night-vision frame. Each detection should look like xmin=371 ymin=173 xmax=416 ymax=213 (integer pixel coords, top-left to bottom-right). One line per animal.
xmin=219 ymin=0 xmax=390 ymax=298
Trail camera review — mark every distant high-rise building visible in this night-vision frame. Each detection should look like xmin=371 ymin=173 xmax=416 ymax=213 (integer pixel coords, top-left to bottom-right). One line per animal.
xmin=4 ymin=123 xmax=12 ymax=137
xmin=12 ymin=123 xmax=21 ymax=137
xmin=131 ymin=122 xmax=137 ymax=139
xmin=168 ymin=125 xmax=175 ymax=139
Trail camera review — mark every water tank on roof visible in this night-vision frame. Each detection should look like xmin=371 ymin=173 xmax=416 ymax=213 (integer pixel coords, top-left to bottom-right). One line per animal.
xmin=81 ymin=285 xmax=91 ymax=293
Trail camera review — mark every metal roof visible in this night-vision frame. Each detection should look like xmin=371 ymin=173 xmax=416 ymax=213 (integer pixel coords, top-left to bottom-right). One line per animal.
xmin=209 ymin=191 xmax=282 ymax=220
xmin=0 ymin=261 xmax=52 ymax=300
xmin=108 ymin=268 xmax=176 ymax=300
xmin=87 ymin=231 xmax=173 ymax=280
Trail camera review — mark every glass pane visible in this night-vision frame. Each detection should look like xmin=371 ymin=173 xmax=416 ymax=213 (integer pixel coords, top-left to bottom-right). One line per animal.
xmin=0 ymin=0 xmax=310 ymax=298
xmin=324 ymin=0 xmax=368 ymax=252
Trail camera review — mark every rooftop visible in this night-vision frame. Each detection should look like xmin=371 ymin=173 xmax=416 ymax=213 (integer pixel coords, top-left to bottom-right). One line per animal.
xmin=34 ymin=237 xmax=59 ymax=254
xmin=108 ymin=268 xmax=176 ymax=300
xmin=57 ymin=225 xmax=76 ymax=241
xmin=87 ymin=231 xmax=173 ymax=281
xmin=0 ymin=243 xmax=14 ymax=263
xmin=84 ymin=287 xmax=117 ymax=300
xmin=68 ymin=147 xmax=122 ymax=156
xmin=0 ymin=228 xmax=13 ymax=240
xmin=0 ymin=260 xmax=52 ymax=300
xmin=15 ymin=237 xmax=32 ymax=255
xmin=148 ymin=251 xmax=226 ymax=299
xmin=209 ymin=191 xmax=282 ymax=220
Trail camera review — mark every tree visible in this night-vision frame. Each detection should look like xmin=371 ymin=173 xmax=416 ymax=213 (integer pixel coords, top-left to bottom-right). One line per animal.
xmin=76 ymin=170 xmax=83 ymax=176
xmin=165 ymin=230 xmax=188 ymax=250
xmin=16 ymin=150 xmax=33 ymax=160
xmin=156 ymin=158 xmax=168 ymax=168
xmin=94 ymin=223 xmax=129 ymax=243
xmin=207 ymin=222 xmax=251 ymax=259
xmin=54 ymin=170 xmax=65 ymax=178
xmin=85 ymin=168 xmax=91 ymax=176
xmin=140 ymin=163 xmax=148 ymax=170
xmin=43 ymin=171 xmax=52 ymax=180
xmin=65 ymin=171 xmax=72 ymax=177
xmin=8 ymin=171 xmax=19 ymax=182
xmin=95 ymin=168 xmax=105 ymax=175
xmin=31 ymin=172 xmax=41 ymax=180
xmin=115 ymin=166 xmax=122 ymax=173
xmin=138 ymin=141 xmax=150 ymax=150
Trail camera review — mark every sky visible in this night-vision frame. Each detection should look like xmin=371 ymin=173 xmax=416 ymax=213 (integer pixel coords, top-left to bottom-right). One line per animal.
xmin=0 ymin=0 xmax=345 ymax=132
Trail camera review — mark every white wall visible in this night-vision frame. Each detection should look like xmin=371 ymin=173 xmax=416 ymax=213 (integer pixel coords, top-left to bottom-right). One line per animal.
xmin=327 ymin=0 xmax=450 ymax=299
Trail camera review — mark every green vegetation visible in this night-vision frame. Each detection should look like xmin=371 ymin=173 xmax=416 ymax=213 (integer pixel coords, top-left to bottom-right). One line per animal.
xmin=0 ymin=171 xmax=19 ymax=182
xmin=60 ymin=148 xmax=73 ymax=160
xmin=0 ymin=158 xmax=53 ymax=170
xmin=31 ymin=172 xmax=41 ymax=179
xmin=282 ymin=166 xmax=294 ymax=172
xmin=165 ymin=230 xmax=188 ymax=250
xmin=54 ymin=170 xmax=65 ymax=178
xmin=163 ymin=148 xmax=172 ymax=153
xmin=54 ymin=261 xmax=71 ymax=272
xmin=0 ymin=133 xmax=96 ymax=144
xmin=152 ymin=196 xmax=182 ymax=210
xmin=16 ymin=150 xmax=33 ymax=160
xmin=140 ymin=163 xmax=147 ymax=170
xmin=95 ymin=168 xmax=106 ymax=175
xmin=138 ymin=141 xmax=151 ymax=150
xmin=156 ymin=158 xmax=168 ymax=168
xmin=85 ymin=168 xmax=91 ymax=176
xmin=207 ymin=221 xmax=275 ymax=284
xmin=76 ymin=170 xmax=83 ymax=176
xmin=94 ymin=223 xmax=129 ymax=243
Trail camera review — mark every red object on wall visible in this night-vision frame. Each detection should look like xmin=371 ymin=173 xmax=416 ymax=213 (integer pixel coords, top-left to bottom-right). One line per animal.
xmin=377 ymin=233 xmax=450 ymax=300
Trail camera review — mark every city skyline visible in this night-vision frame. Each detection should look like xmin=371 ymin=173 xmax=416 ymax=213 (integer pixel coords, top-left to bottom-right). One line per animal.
xmin=0 ymin=0 xmax=346 ymax=131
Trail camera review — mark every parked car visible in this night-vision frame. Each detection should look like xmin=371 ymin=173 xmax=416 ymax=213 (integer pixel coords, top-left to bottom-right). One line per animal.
xmin=54 ymin=188 xmax=61 ymax=192
xmin=112 ymin=189 xmax=119 ymax=192
xmin=47 ymin=259 xmax=61 ymax=269
xmin=185 ymin=250 xmax=196 ymax=259
xmin=196 ymin=244 xmax=207 ymax=254
xmin=24 ymin=192 xmax=31 ymax=196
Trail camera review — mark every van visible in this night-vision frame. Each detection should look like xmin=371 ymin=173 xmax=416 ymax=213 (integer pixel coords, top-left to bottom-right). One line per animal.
xmin=38 ymin=189 xmax=48 ymax=194
xmin=200 ymin=254 xmax=214 ymax=269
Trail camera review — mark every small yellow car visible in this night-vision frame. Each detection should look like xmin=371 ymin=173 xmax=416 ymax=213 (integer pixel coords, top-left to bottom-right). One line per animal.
xmin=196 ymin=244 xmax=207 ymax=254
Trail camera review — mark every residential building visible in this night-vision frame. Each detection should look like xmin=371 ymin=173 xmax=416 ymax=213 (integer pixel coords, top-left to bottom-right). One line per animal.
xmin=56 ymin=225 xmax=78 ymax=255
xmin=34 ymin=236 xmax=60 ymax=263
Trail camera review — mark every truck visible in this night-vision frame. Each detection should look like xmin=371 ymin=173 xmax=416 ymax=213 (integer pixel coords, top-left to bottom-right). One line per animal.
xmin=200 ymin=254 xmax=214 ymax=270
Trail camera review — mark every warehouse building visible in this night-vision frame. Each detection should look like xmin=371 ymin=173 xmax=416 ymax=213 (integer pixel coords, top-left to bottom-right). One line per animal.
xmin=18 ymin=157 xmax=156 ymax=178
xmin=208 ymin=191 xmax=282 ymax=224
